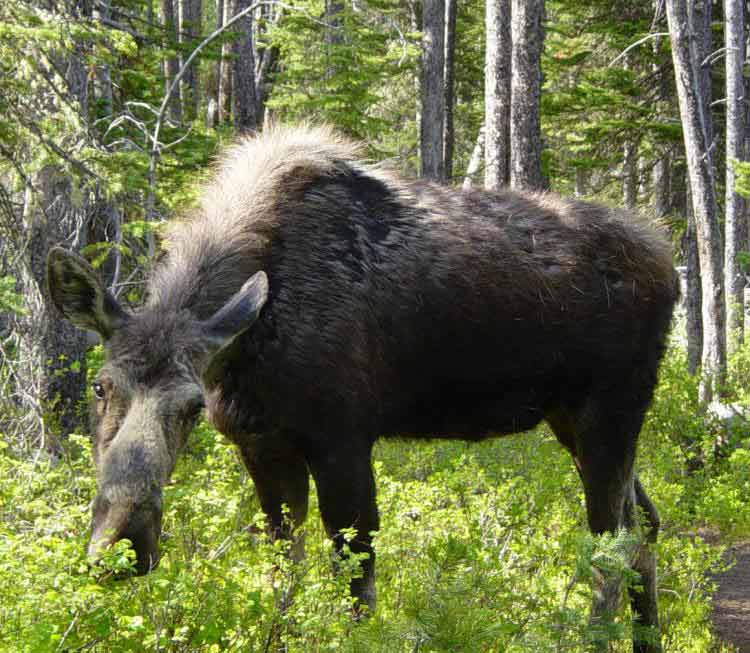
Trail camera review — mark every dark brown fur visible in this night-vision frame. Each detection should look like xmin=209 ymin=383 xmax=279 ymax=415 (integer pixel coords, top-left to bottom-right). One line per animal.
xmin=50 ymin=125 xmax=677 ymax=653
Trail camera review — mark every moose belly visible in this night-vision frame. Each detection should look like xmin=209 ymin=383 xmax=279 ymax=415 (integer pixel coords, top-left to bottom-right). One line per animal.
xmin=384 ymin=382 xmax=547 ymax=441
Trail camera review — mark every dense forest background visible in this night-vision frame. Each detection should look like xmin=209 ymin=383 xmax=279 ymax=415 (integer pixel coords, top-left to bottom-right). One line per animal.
xmin=3 ymin=0 xmax=750 ymax=651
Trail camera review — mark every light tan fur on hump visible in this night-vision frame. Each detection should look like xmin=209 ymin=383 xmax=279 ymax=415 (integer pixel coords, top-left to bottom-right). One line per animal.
xmin=201 ymin=123 xmax=362 ymax=227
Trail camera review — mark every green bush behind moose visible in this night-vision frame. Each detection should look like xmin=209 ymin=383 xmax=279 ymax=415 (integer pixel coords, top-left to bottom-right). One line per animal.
xmin=1 ymin=344 xmax=749 ymax=652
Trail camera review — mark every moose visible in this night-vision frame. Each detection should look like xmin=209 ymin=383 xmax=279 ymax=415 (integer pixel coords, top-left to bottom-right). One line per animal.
xmin=48 ymin=125 xmax=677 ymax=652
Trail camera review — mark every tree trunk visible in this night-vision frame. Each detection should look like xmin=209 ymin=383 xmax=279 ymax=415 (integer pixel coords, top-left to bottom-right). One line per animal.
xmin=420 ymin=0 xmax=445 ymax=181
xmin=1 ymin=1 xmax=101 ymax=449
xmin=443 ymin=0 xmax=457 ymax=181
xmin=621 ymin=55 xmax=638 ymax=210
xmin=574 ymin=167 xmax=588 ymax=197
xmin=410 ymin=0 xmax=422 ymax=161
xmin=93 ymin=0 xmax=113 ymax=117
xmin=215 ymin=0 xmax=223 ymax=118
xmin=666 ymin=0 xmax=726 ymax=403
xmin=15 ymin=168 xmax=90 ymax=448
xmin=325 ymin=0 xmax=344 ymax=79
xmin=651 ymin=6 xmax=671 ymax=219
xmin=744 ymin=0 xmax=750 ymax=335
xmin=685 ymin=181 xmax=703 ymax=376
xmin=463 ymin=123 xmax=485 ymax=190
xmin=66 ymin=36 xmax=89 ymax=120
xmin=217 ymin=0 xmax=232 ymax=124
xmin=161 ymin=0 xmax=182 ymax=123
xmin=253 ymin=1 xmax=280 ymax=126
xmin=509 ymin=0 xmax=544 ymax=191
xmin=21 ymin=2 xmax=92 ymax=444
xmin=653 ymin=153 xmax=670 ymax=217
xmin=622 ymin=140 xmax=638 ymax=209
xmin=179 ymin=0 xmax=202 ymax=120
xmin=231 ymin=0 xmax=258 ymax=132
xmin=694 ymin=0 xmax=713 ymax=147
xmin=670 ymin=156 xmax=687 ymax=217
xmin=724 ymin=0 xmax=745 ymax=352
xmin=484 ymin=0 xmax=511 ymax=190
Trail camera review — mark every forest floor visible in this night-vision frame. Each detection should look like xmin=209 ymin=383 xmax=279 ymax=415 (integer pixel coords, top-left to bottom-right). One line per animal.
xmin=712 ymin=541 xmax=750 ymax=652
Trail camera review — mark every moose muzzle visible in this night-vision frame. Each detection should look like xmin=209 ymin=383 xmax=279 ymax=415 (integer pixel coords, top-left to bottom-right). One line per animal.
xmin=88 ymin=488 xmax=163 ymax=575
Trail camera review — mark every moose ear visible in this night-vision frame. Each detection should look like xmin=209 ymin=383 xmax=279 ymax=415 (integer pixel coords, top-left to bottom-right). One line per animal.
xmin=46 ymin=247 xmax=127 ymax=340
xmin=201 ymin=271 xmax=269 ymax=358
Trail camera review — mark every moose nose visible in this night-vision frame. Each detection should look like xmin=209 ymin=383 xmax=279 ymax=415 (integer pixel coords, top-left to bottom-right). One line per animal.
xmin=87 ymin=536 xmax=111 ymax=561
xmin=87 ymin=490 xmax=163 ymax=574
xmin=88 ymin=497 xmax=131 ymax=559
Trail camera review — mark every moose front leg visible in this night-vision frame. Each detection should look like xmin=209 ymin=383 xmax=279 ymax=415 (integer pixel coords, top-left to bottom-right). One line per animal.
xmin=303 ymin=439 xmax=379 ymax=613
xmin=237 ymin=437 xmax=310 ymax=561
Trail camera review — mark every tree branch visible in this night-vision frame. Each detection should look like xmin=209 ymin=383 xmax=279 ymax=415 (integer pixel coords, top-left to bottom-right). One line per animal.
xmin=609 ymin=32 xmax=669 ymax=67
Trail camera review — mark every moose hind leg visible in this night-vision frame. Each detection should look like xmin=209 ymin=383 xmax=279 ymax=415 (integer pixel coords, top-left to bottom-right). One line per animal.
xmin=626 ymin=475 xmax=662 ymax=653
xmin=303 ymin=439 xmax=379 ymax=613
xmin=571 ymin=389 xmax=661 ymax=652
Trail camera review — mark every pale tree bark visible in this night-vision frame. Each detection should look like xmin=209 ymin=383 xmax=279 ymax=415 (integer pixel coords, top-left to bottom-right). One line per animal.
xmin=179 ymin=0 xmax=203 ymax=120
xmin=484 ymin=0 xmax=511 ymax=190
xmin=420 ymin=0 xmax=445 ymax=181
xmin=681 ymin=0 xmax=712 ymax=376
xmin=217 ymin=0 xmax=232 ymax=124
xmin=666 ymin=0 xmax=726 ymax=402
xmin=724 ymin=0 xmax=746 ymax=352
xmin=509 ymin=0 xmax=544 ymax=190
xmin=685 ymin=179 xmax=703 ymax=376
xmin=672 ymin=162 xmax=702 ymax=374
xmin=215 ymin=0 xmax=223 ymax=115
xmin=161 ymin=0 xmax=182 ymax=122
xmin=443 ymin=0 xmax=457 ymax=181
xmin=253 ymin=2 xmax=280 ymax=125
xmin=694 ymin=0 xmax=713 ymax=147
xmin=231 ymin=0 xmax=258 ymax=131
xmin=686 ymin=0 xmax=711 ymax=378
xmin=463 ymin=123 xmax=485 ymax=190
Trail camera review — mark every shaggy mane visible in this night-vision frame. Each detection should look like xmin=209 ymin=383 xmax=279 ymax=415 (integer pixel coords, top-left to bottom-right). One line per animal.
xmin=204 ymin=123 xmax=362 ymax=221
xmin=147 ymin=124 xmax=364 ymax=318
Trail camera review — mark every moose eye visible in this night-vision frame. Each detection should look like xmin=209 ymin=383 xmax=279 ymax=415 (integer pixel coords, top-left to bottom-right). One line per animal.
xmin=92 ymin=382 xmax=106 ymax=400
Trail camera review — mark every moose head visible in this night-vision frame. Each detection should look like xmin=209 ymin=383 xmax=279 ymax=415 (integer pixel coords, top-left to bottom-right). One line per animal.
xmin=47 ymin=247 xmax=268 ymax=573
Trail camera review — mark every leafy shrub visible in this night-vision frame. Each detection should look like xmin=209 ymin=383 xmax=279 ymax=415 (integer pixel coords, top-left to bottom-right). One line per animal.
xmin=0 ymin=346 xmax=744 ymax=651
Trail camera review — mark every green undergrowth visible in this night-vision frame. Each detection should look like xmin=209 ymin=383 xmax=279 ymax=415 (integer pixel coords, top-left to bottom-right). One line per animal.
xmin=1 ymin=345 xmax=749 ymax=651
